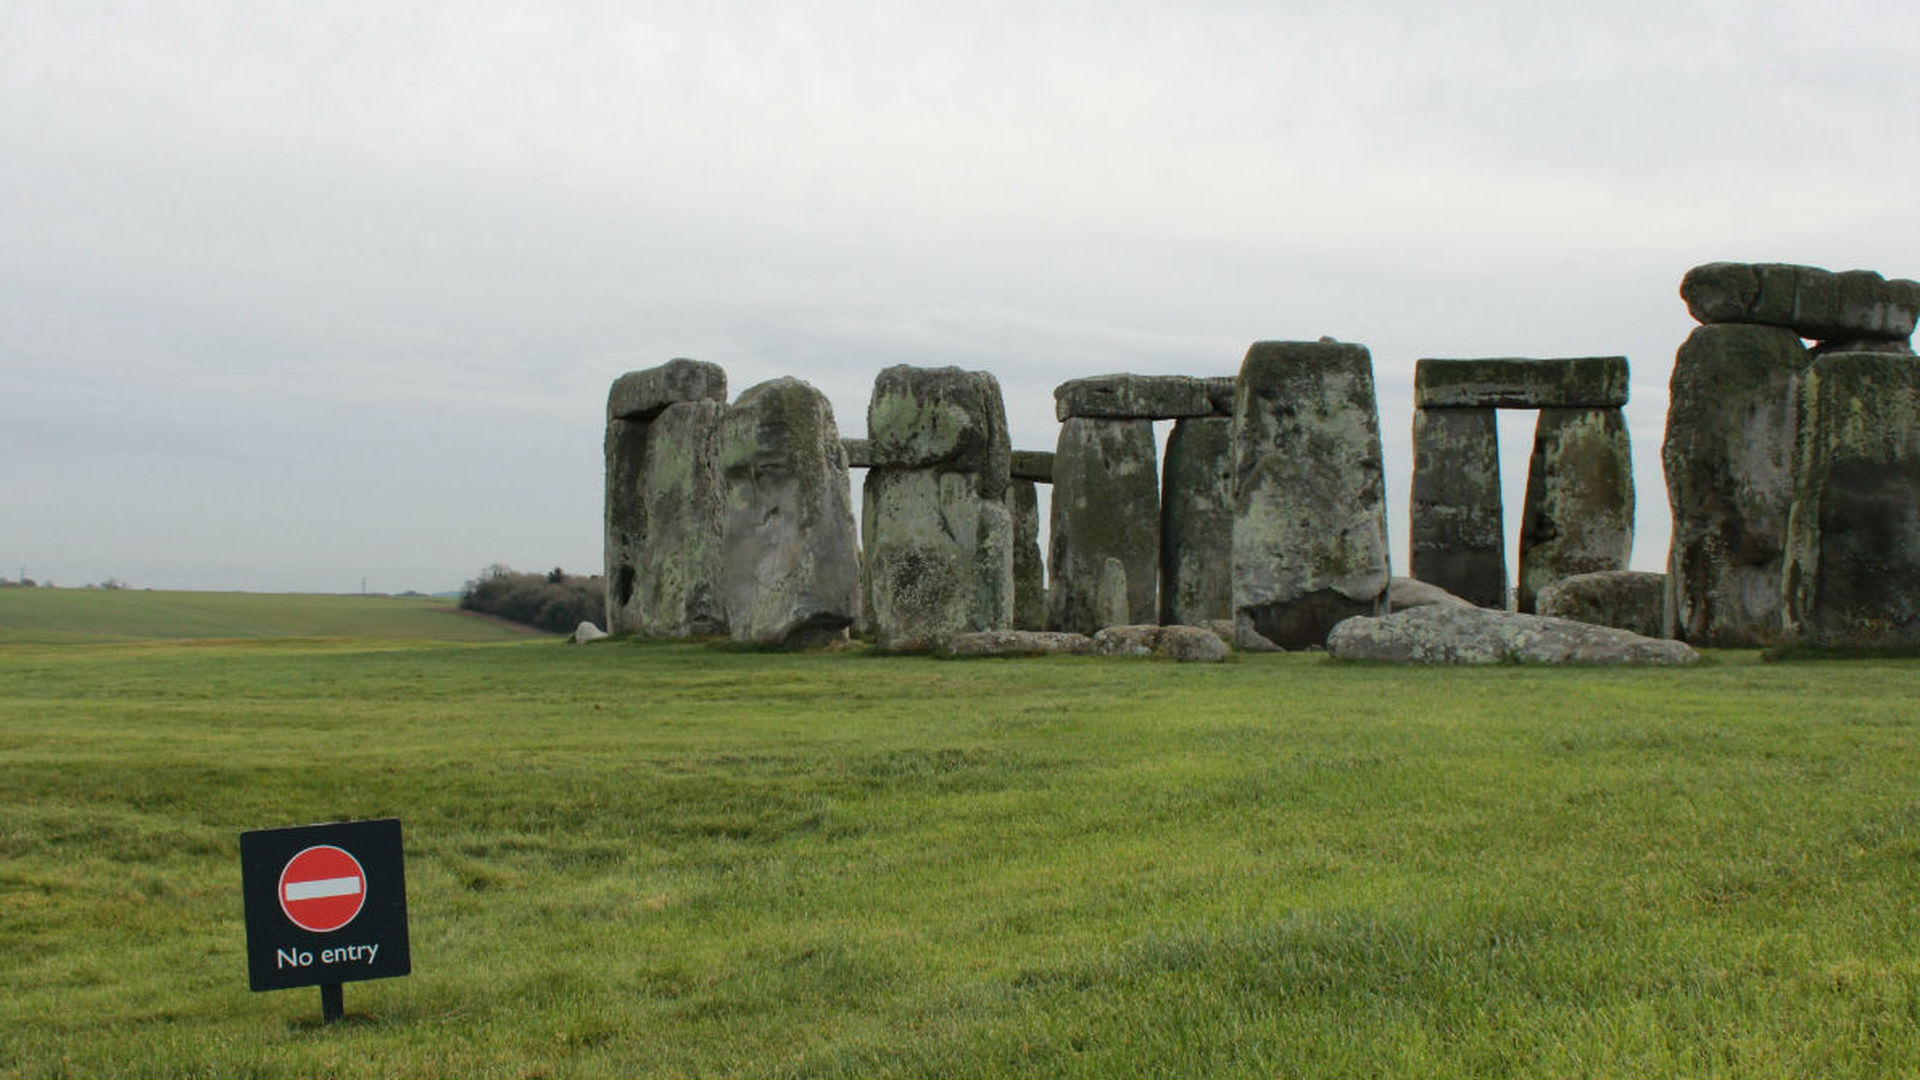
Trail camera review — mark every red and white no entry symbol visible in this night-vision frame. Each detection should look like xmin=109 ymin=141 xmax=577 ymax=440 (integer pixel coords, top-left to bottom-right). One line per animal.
xmin=278 ymin=845 xmax=367 ymax=933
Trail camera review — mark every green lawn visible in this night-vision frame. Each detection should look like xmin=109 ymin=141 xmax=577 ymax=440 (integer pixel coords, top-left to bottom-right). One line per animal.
xmin=3 ymin=595 xmax=1919 ymax=1077
xmin=0 ymin=588 xmax=535 ymax=644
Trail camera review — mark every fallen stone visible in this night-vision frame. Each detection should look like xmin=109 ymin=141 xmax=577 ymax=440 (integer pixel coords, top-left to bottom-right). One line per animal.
xmin=572 ymin=621 xmax=609 ymax=644
xmin=1091 ymin=624 xmax=1232 ymax=662
xmin=1388 ymin=577 xmax=1477 ymax=612
xmin=1783 ymin=351 xmax=1920 ymax=648
xmin=718 ymin=378 xmax=861 ymax=648
xmin=1160 ymin=415 xmax=1234 ymax=626
xmin=1413 ymin=357 xmax=1630 ymax=409
xmin=1050 ymin=417 xmax=1160 ymax=633
xmin=1536 ymin=570 xmax=1667 ymax=638
xmin=1327 ymin=605 xmax=1698 ymax=665
xmin=1662 ymin=323 xmax=1803 ymax=645
xmin=939 ymin=630 xmax=1097 ymax=657
xmin=1231 ymin=340 xmax=1390 ymax=648
xmin=1681 ymin=262 xmax=1920 ymax=343
xmin=1409 ymin=406 xmax=1506 ymax=608
xmin=607 ymin=358 xmax=728 ymax=422
xmin=1054 ymin=374 xmax=1214 ymax=421
xmin=1517 ymin=407 xmax=1634 ymax=613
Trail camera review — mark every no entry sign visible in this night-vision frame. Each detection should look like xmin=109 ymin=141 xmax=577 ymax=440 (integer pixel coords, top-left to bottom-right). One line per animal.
xmin=278 ymin=845 xmax=367 ymax=932
xmin=241 ymin=819 xmax=410 ymax=998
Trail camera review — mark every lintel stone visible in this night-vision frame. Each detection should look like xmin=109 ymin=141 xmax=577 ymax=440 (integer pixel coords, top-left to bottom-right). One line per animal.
xmin=1681 ymin=262 xmax=1920 ymax=342
xmin=1054 ymin=374 xmax=1214 ymax=421
xmin=1010 ymin=450 xmax=1054 ymax=483
xmin=608 ymin=359 xmax=728 ymax=422
xmin=1414 ymin=356 xmax=1629 ymax=409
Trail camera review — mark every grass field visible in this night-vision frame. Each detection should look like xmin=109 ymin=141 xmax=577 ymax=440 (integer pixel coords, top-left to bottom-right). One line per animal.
xmin=0 ymin=589 xmax=535 ymax=644
xmin=4 ymin=592 xmax=1920 ymax=1077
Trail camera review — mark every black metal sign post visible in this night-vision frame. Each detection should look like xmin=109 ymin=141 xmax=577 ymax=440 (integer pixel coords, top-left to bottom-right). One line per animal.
xmin=240 ymin=818 xmax=411 ymax=1023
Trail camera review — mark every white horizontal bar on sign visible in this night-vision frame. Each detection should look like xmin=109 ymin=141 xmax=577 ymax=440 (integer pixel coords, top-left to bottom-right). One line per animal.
xmin=284 ymin=875 xmax=363 ymax=901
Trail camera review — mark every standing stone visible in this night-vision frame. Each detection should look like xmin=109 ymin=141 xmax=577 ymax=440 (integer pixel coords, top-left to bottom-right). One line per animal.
xmin=1662 ymin=323 xmax=1805 ymax=645
xmin=1049 ymin=417 xmax=1160 ymax=633
xmin=604 ymin=359 xmax=728 ymax=637
xmin=863 ymin=366 xmax=1014 ymax=650
xmin=718 ymin=378 xmax=860 ymax=648
xmin=628 ymin=400 xmax=728 ymax=637
xmin=1409 ymin=407 xmax=1505 ymax=608
xmin=1230 ymin=340 xmax=1391 ymax=647
xmin=1160 ymin=415 xmax=1234 ymax=625
xmin=1007 ymin=479 xmax=1047 ymax=631
xmin=604 ymin=416 xmax=648 ymax=636
xmin=1783 ymin=352 xmax=1920 ymax=647
xmin=1516 ymin=408 xmax=1634 ymax=613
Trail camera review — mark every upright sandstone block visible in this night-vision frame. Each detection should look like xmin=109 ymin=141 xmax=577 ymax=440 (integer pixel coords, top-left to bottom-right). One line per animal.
xmin=626 ymin=400 xmax=728 ymax=637
xmin=718 ymin=378 xmax=861 ymax=648
xmin=1050 ymin=417 xmax=1159 ymax=633
xmin=1409 ymin=407 xmax=1505 ymax=608
xmin=1783 ymin=352 xmax=1920 ymax=647
xmin=1517 ymin=408 xmax=1634 ymax=613
xmin=1160 ymin=415 xmax=1234 ymax=625
xmin=604 ymin=360 xmax=729 ymax=637
xmin=863 ymin=366 xmax=1014 ymax=650
xmin=1662 ymin=323 xmax=1805 ymax=645
xmin=1007 ymin=479 xmax=1048 ymax=631
xmin=1230 ymin=340 xmax=1390 ymax=647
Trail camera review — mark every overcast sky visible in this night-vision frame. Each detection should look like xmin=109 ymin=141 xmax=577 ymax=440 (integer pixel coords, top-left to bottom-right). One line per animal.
xmin=4 ymin=1 xmax=1915 ymax=594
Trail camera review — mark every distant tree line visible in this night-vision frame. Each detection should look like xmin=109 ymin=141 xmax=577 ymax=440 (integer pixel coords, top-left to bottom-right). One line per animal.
xmin=460 ymin=564 xmax=605 ymax=634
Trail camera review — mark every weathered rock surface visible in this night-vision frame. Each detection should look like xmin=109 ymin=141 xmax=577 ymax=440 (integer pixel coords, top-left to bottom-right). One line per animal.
xmin=1091 ymin=624 xmax=1231 ymax=662
xmin=1327 ymin=605 xmax=1698 ymax=665
xmin=625 ymin=399 xmax=728 ymax=637
xmin=1050 ymin=417 xmax=1160 ymax=633
xmin=863 ymin=366 xmax=1014 ymax=651
xmin=864 ymin=469 xmax=1014 ymax=650
xmin=572 ymin=621 xmax=609 ymax=644
xmin=1414 ymin=357 xmax=1630 ymax=409
xmin=718 ymin=378 xmax=860 ymax=648
xmin=1783 ymin=352 xmax=1920 ymax=647
xmin=1662 ymin=323 xmax=1804 ymax=645
xmin=1409 ymin=406 xmax=1506 ymax=608
xmin=1230 ymin=340 xmax=1390 ymax=648
xmin=940 ymin=630 xmax=1097 ymax=657
xmin=608 ymin=358 xmax=728 ymax=421
xmin=1160 ymin=415 xmax=1234 ymax=626
xmin=1009 ymin=450 xmax=1055 ymax=483
xmin=1388 ymin=577 xmax=1476 ymax=612
xmin=1007 ymin=479 xmax=1048 ymax=631
xmin=866 ymin=365 xmax=1010 ymax=485
xmin=841 ymin=437 xmax=871 ymax=468
xmin=1536 ymin=570 xmax=1667 ymax=638
xmin=1054 ymin=374 xmax=1214 ymax=421
xmin=1204 ymin=376 xmax=1237 ymax=416
xmin=604 ymin=415 xmax=648 ymax=636
xmin=1517 ymin=407 xmax=1634 ymax=613
xmin=1681 ymin=262 xmax=1920 ymax=343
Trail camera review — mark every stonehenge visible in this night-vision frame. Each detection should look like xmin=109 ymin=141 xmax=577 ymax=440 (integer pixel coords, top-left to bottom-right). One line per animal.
xmin=1411 ymin=356 xmax=1633 ymax=613
xmin=1667 ymin=260 xmax=1920 ymax=649
xmin=600 ymin=258 xmax=1920 ymax=655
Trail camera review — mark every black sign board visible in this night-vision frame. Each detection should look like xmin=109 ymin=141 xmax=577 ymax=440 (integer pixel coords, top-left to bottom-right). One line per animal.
xmin=240 ymin=818 xmax=411 ymax=1004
